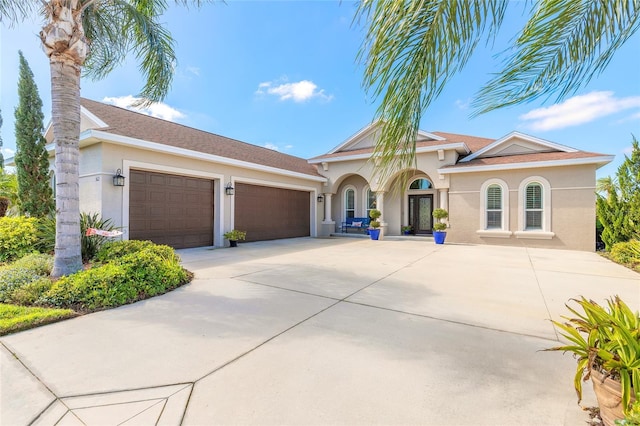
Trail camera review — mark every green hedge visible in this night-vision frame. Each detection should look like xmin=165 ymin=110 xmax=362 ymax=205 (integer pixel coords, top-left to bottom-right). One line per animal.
xmin=0 ymin=217 xmax=39 ymax=262
xmin=42 ymin=241 xmax=188 ymax=311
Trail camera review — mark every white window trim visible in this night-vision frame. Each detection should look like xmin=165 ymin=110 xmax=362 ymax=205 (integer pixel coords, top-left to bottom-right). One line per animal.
xmin=515 ymin=176 xmax=554 ymax=240
xmin=477 ymin=178 xmax=511 ymax=238
xmin=342 ymin=185 xmax=357 ymax=223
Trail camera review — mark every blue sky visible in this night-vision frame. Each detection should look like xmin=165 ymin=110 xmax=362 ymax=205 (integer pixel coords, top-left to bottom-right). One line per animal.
xmin=1 ymin=1 xmax=639 ymax=178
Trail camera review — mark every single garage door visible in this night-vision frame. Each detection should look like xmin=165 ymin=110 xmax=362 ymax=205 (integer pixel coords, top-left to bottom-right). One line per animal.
xmin=129 ymin=170 xmax=214 ymax=248
xmin=234 ymin=183 xmax=310 ymax=242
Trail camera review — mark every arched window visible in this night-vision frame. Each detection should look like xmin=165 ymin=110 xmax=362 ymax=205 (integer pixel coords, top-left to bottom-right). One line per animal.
xmin=366 ymin=188 xmax=376 ymax=218
xmin=344 ymin=188 xmax=355 ymax=219
xmin=516 ymin=176 xmax=554 ymax=239
xmin=409 ymin=178 xmax=432 ymax=190
xmin=486 ymin=184 xmax=502 ymax=229
xmin=524 ymin=183 xmax=543 ymax=230
xmin=477 ymin=178 xmax=510 ymax=237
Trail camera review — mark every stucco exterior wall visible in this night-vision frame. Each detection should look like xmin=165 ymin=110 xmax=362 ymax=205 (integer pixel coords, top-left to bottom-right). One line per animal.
xmin=78 ymin=142 xmax=323 ymax=247
xmin=446 ymin=165 xmax=597 ymax=251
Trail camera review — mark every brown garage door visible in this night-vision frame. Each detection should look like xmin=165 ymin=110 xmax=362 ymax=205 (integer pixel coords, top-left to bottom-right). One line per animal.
xmin=129 ymin=170 xmax=214 ymax=248
xmin=234 ymin=183 xmax=310 ymax=242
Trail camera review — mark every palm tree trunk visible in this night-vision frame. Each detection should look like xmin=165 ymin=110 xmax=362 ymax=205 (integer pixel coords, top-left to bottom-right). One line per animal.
xmin=50 ymin=57 xmax=82 ymax=277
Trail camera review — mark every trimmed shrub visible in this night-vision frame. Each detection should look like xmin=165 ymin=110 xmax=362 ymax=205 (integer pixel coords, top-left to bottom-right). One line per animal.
xmin=0 ymin=254 xmax=53 ymax=304
xmin=42 ymin=243 xmax=188 ymax=311
xmin=43 ymin=263 xmax=134 ymax=310
xmin=0 ymin=216 xmax=39 ymax=262
xmin=97 ymin=240 xmax=179 ymax=263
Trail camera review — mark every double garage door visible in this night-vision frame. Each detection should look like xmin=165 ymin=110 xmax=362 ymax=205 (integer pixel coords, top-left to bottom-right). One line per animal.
xmin=129 ymin=170 xmax=310 ymax=248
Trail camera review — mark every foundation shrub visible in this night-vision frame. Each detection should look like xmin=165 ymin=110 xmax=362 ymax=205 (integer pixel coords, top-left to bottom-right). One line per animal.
xmin=42 ymin=243 xmax=187 ymax=310
xmin=0 ymin=216 xmax=39 ymax=262
xmin=43 ymin=263 xmax=134 ymax=310
xmin=13 ymin=253 xmax=53 ymax=275
xmin=96 ymin=240 xmax=179 ymax=263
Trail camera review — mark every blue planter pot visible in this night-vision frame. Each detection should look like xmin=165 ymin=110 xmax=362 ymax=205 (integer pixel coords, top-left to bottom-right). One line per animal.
xmin=369 ymin=229 xmax=380 ymax=240
xmin=433 ymin=231 xmax=446 ymax=244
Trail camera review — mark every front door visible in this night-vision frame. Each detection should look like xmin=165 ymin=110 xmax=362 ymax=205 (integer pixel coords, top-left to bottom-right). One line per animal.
xmin=409 ymin=194 xmax=433 ymax=234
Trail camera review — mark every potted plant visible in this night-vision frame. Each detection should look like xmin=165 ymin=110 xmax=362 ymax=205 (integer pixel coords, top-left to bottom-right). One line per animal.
xmin=401 ymin=225 xmax=412 ymax=235
xmin=546 ymin=296 xmax=639 ymax=426
xmin=368 ymin=209 xmax=382 ymax=240
xmin=432 ymin=208 xmax=448 ymax=244
xmin=223 ymin=229 xmax=246 ymax=247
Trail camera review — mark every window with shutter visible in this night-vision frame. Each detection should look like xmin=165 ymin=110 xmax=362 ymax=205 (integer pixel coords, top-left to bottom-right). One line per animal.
xmin=525 ymin=183 xmax=543 ymax=230
xmin=486 ymin=184 xmax=502 ymax=229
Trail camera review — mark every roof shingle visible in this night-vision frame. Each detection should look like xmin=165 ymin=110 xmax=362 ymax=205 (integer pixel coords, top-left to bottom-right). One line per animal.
xmin=80 ymin=98 xmax=321 ymax=177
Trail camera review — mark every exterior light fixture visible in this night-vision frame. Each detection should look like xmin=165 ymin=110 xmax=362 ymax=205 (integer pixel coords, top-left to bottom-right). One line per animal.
xmin=225 ymin=182 xmax=234 ymax=196
xmin=317 ymin=195 xmax=324 ymax=202
xmin=113 ymin=169 xmax=125 ymax=187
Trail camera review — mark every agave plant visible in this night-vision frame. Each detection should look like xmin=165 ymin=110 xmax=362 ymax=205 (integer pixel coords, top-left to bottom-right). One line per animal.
xmin=547 ymin=296 xmax=640 ymax=416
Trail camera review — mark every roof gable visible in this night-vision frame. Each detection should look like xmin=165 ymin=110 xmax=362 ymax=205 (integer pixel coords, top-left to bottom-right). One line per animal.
xmin=460 ymin=131 xmax=577 ymax=162
xmin=327 ymin=121 xmax=445 ymax=154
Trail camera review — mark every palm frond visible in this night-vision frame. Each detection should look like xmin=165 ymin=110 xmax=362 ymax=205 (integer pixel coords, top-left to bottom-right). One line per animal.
xmin=473 ymin=0 xmax=640 ymax=115
xmin=357 ymin=0 xmax=508 ymax=182
xmin=0 ymin=0 xmax=38 ymax=25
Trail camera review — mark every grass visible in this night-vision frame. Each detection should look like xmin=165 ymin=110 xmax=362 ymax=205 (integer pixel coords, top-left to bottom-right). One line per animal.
xmin=0 ymin=303 xmax=77 ymax=336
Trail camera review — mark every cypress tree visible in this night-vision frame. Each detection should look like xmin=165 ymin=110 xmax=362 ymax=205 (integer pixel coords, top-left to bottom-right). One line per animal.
xmin=14 ymin=51 xmax=54 ymax=217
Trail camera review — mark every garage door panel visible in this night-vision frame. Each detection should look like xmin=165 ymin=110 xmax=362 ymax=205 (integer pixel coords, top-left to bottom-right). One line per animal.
xmin=129 ymin=170 xmax=213 ymax=249
xmin=234 ymin=183 xmax=309 ymax=242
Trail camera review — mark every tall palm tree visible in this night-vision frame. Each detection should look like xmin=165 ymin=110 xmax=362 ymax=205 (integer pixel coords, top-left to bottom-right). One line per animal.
xmin=1 ymin=0 xmax=209 ymax=276
xmin=357 ymin=0 xmax=640 ymax=181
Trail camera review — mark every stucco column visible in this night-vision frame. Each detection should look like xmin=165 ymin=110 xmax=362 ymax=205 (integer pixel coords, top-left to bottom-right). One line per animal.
xmin=375 ymin=191 xmax=385 ymax=221
xmin=439 ymin=188 xmax=449 ymax=211
xmin=322 ymin=193 xmax=334 ymax=224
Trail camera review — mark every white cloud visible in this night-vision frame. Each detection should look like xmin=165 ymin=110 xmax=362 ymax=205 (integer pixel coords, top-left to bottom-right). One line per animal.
xmin=264 ymin=142 xmax=293 ymax=152
xmin=256 ymin=79 xmax=333 ymax=103
xmin=102 ymin=95 xmax=185 ymax=122
xmin=519 ymin=91 xmax=640 ymax=131
xmin=455 ymin=98 xmax=470 ymax=110
xmin=186 ymin=66 xmax=200 ymax=76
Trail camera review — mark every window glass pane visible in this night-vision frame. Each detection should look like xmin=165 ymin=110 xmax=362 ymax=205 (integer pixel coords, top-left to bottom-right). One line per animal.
xmin=487 ymin=185 xmax=501 ymax=210
xmin=526 ymin=184 xmax=542 ymax=209
xmin=526 ymin=211 xmax=542 ymax=229
xmin=367 ymin=189 xmax=376 ymax=209
xmin=487 ymin=211 xmax=502 ymax=229
xmin=409 ymin=178 xmax=432 ymax=190
xmin=346 ymin=189 xmax=354 ymax=209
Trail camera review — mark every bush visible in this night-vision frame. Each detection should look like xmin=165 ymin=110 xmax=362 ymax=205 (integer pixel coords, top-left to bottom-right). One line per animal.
xmin=13 ymin=253 xmax=53 ymax=276
xmin=42 ymin=243 xmax=188 ymax=311
xmin=610 ymin=240 xmax=640 ymax=265
xmin=0 ymin=267 xmax=43 ymax=303
xmin=43 ymin=263 xmax=134 ymax=310
xmin=8 ymin=277 xmax=53 ymax=305
xmin=0 ymin=216 xmax=39 ymax=262
xmin=96 ymin=240 xmax=179 ymax=263
xmin=0 ymin=254 xmax=53 ymax=304
xmin=35 ymin=214 xmax=55 ymax=254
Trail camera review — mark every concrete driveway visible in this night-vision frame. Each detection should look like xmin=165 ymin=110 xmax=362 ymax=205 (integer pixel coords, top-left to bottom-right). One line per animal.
xmin=2 ymin=238 xmax=639 ymax=425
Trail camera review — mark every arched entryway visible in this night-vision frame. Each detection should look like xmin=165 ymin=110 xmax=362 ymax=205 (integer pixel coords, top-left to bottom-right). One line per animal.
xmin=406 ymin=177 xmax=436 ymax=235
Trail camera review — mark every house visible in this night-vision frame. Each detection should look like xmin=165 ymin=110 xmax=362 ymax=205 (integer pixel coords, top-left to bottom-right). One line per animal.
xmin=38 ymin=98 xmax=612 ymax=251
